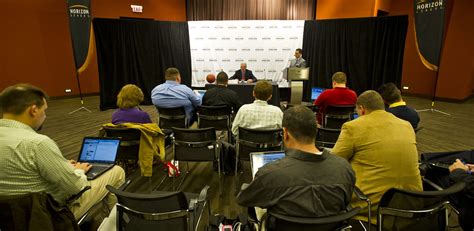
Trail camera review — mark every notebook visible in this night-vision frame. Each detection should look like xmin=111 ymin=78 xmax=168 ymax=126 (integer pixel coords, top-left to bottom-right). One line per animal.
xmin=311 ymin=87 xmax=325 ymax=101
xmin=77 ymin=137 xmax=121 ymax=180
xmin=250 ymin=151 xmax=286 ymax=178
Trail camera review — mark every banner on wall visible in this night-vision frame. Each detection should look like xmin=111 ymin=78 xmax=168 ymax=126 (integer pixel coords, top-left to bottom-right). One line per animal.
xmin=188 ymin=20 xmax=305 ymax=87
xmin=67 ymin=0 xmax=92 ymax=72
xmin=414 ymin=0 xmax=447 ymax=71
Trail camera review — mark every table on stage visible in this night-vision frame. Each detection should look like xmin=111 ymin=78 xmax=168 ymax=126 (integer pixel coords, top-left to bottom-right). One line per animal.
xmin=205 ymin=83 xmax=280 ymax=107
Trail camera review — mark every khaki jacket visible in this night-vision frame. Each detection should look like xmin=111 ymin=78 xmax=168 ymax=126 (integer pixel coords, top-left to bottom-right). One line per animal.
xmin=332 ymin=110 xmax=422 ymax=224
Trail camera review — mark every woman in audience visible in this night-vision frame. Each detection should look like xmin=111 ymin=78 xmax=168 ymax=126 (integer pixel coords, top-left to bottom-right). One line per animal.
xmin=112 ymin=84 xmax=152 ymax=124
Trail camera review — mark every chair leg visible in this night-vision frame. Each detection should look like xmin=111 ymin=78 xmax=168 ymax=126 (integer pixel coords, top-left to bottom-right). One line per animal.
xmin=176 ymin=162 xmax=189 ymax=191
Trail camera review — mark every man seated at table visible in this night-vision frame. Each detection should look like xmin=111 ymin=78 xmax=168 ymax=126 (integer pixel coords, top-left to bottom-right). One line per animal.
xmin=313 ymin=72 xmax=357 ymax=125
xmin=229 ymin=63 xmax=257 ymax=83
xmin=378 ymin=82 xmax=420 ymax=129
xmin=237 ymin=106 xmax=355 ymax=220
xmin=0 ymin=84 xmax=125 ymax=220
xmin=151 ymin=67 xmax=202 ymax=124
xmin=202 ymin=71 xmax=243 ymax=112
xmin=332 ymin=90 xmax=422 ymax=228
xmin=232 ymin=81 xmax=282 ymax=136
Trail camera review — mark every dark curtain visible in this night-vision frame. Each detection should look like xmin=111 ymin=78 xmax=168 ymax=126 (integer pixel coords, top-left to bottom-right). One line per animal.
xmin=187 ymin=0 xmax=316 ymax=20
xmin=302 ymin=16 xmax=408 ymax=100
xmin=93 ymin=18 xmax=191 ymax=110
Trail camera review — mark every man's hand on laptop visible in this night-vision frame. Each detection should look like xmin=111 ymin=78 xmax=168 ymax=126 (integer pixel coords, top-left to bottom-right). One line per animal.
xmin=72 ymin=161 xmax=92 ymax=173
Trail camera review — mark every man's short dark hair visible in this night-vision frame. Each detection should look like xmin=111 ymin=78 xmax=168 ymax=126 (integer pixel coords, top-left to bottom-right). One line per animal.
xmin=165 ymin=67 xmax=180 ymax=80
xmin=356 ymin=90 xmax=385 ymax=111
xmin=332 ymin=72 xmax=347 ymax=84
xmin=296 ymin=48 xmax=303 ymax=54
xmin=0 ymin=84 xmax=48 ymax=115
xmin=282 ymin=106 xmax=317 ymax=144
xmin=378 ymin=83 xmax=402 ymax=105
xmin=254 ymin=81 xmax=272 ymax=100
xmin=216 ymin=72 xmax=228 ymax=85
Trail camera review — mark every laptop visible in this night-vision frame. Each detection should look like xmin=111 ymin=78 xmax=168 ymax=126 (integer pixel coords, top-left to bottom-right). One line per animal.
xmin=194 ymin=89 xmax=206 ymax=100
xmin=250 ymin=151 xmax=286 ymax=178
xmin=311 ymin=87 xmax=325 ymax=101
xmin=77 ymin=137 xmax=121 ymax=180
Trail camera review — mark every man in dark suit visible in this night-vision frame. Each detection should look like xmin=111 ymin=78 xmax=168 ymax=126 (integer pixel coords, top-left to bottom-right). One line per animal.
xmin=230 ymin=63 xmax=257 ymax=83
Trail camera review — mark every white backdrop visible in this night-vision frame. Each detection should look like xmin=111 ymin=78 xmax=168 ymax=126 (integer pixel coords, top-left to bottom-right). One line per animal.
xmin=188 ymin=20 xmax=305 ymax=87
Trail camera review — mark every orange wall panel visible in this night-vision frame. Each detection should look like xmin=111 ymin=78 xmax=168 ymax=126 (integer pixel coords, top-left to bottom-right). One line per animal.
xmin=316 ymin=0 xmax=375 ymax=19
xmin=1 ymin=0 xmax=186 ymax=97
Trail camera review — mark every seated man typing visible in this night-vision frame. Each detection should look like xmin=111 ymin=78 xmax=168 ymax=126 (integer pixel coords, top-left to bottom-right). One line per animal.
xmin=236 ymin=106 xmax=355 ymax=219
xmin=0 ymin=84 xmax=125 ymax=219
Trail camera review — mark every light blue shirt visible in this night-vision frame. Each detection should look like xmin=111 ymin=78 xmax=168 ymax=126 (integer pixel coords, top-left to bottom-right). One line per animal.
xmin=151 ymin=80 xmax=202 ymax=121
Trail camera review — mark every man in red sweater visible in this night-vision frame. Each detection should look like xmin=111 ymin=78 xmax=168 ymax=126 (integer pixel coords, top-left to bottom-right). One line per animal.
xmin=313 ymin=72 xmax=357 ymax=125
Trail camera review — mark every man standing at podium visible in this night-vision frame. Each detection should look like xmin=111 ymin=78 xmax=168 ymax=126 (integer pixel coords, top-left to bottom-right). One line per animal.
xmin=230 ymin=63 xmax=257 ymax=83
xmin=289 ymin=48 xmax=306 ymax=68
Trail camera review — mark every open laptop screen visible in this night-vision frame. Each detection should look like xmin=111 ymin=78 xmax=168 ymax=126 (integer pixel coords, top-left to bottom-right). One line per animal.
xmin=250 ymin=151 xmax=286 ymax=178
xmin=311 ymin=87 xmax=325 ymax=101
xmin=78 ymin=137 xmax=120 ymax=163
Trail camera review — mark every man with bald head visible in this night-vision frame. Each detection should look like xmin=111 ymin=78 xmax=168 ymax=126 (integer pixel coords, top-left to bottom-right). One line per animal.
xmin=332 ymin=90 xmax=422 ymax=228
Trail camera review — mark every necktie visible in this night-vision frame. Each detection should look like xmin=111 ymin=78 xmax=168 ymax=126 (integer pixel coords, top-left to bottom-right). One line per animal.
xmin=242 ymin=71 xmax=246 ymax=81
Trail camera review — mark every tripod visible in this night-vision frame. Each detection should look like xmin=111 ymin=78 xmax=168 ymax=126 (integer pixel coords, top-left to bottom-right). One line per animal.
xmin=68 ymin=70 xmax=92 ymax=114
xmin=416 ymin=68 xmax=450 ymax=116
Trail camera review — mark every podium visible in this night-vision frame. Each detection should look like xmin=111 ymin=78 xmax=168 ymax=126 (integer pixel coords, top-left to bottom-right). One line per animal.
xmin=287 ymin=67 xmax=309 ymax=105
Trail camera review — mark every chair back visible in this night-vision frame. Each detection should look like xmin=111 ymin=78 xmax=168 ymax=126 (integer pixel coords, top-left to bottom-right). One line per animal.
xmin=377 ymin=182 xmax=466 ymax=231
xmin=237 ymin=127 xmax=283 ymax=161
xmin=106 ymin=185 xmax=190 ymax=231
xmin=323 ymin=104 xmax=355 ymax=129
xmin=172 ymin=127 xmax=217 ymax=162
xmin=102 ymin=126 xmax=141 ymax=160
xmin=155 ymin=106 xmax=187 ymax=130
xmin=316 ymin=127 xmax=341 ymax=148
xmin=197 ymin=105 xmax=232 ymax=131
xmin=266 ymin=207 xmax=361 ymax=231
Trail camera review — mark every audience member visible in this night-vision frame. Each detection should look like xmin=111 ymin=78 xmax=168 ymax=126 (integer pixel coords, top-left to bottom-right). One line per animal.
xmin=231 ymin=81 xmax=282 ymax=136
xmin=151 ymin=67 xmax=201 ymax=123
xmin=0 ymin=84 xmax=125 ymax=219
xmin=332 ymin=90 xmax=422 ymax=226
xmin=378 ymin=82 xmax=420 ymax=129
xmin=237 ymin=106 xmax=355 ymax=219
xmin=289 ymin=48 xmax=306 ymax=68
xmin=112 ymin=84 xmax=152 ymax=124
xmin=202 ymin=71 xmax=243 ymax=112
xmin=449 ymin=159 xmax=474 ymax=230
xmin=313 ymin=72 xmax=357 ymax=125
xmin=229 ymin=63 xmax=257 ymax=83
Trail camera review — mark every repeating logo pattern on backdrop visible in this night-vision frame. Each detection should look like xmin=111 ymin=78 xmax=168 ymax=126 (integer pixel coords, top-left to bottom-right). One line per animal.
xmin=188 ymin=21 xmax=305 ymax=87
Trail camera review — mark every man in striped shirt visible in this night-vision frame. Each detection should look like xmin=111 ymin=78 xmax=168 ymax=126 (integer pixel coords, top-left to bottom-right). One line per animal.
xmin=0 ymin=84 xmax=125 ymax=219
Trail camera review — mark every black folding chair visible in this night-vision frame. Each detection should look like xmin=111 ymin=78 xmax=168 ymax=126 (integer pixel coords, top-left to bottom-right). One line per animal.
xmin=102 ymin=126 xmax=141 ymax=174
xmin=323 ymin=104 xmax=356 ymax=129
xmin=197 ymin=105 xmax=233 ymax=141
xmin=235 ymin=127 xmax=283 ymax=187
xmin=106 ymin=185 xmax=210 ymax=231
xmin=155 ymin=106 xmax=188 ymax=146
xmin=354 ymin=182 xmax=466 ymax=231
xmin=316 ymin=127 xmax=342 ymax=148
xmin=265 ymin=207 xmax=362 ymax=231
xmin=172 ymin=127 xmax=221 ymax=192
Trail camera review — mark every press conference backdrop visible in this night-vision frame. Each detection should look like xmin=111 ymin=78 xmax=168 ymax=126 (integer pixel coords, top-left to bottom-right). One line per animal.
xmin=188 ymin=20 xmax=304 ymax=87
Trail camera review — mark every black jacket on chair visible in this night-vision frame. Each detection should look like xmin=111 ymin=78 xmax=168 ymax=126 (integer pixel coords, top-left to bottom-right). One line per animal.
xmin=0 ymin=193 xmax=78 ymax=231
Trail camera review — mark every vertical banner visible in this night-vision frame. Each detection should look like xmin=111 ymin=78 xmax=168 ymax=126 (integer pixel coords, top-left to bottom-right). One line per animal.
xmin=67 ymin=0 xmax=91 ymax=72
xmin=188 ymin=20 xmax=305 ymax=87
xmin=414 ymin=0 xmax=447 ymax=71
